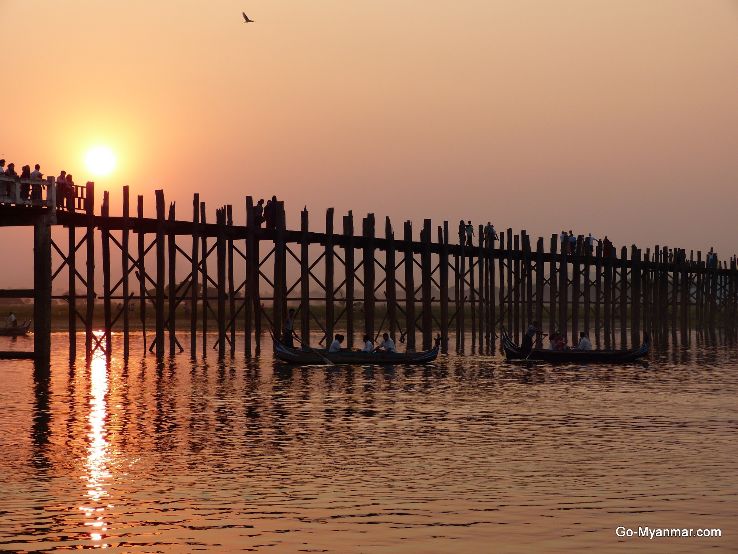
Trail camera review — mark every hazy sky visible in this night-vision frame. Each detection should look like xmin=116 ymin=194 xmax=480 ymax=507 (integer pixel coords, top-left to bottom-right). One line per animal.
xmin=1 ymin=1 xmax=737 ymax=285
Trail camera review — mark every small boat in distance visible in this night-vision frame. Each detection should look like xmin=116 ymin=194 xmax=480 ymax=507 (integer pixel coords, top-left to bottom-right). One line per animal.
xmin=0 ymin=320 xmax=31 ymax=337
xmin=501 ymin=329 xmax=649 ymax=363
xmin=273 ymin=336 xmax=440 ymax=365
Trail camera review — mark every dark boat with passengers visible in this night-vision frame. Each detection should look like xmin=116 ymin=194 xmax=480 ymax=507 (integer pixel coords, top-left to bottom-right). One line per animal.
xmin=0 ymin=320 xmax=31 ymax=337
xmin=273 ymin=336 xmax=440 ymax=365
xmin=502 ymin=329 xmax=650 ymax=363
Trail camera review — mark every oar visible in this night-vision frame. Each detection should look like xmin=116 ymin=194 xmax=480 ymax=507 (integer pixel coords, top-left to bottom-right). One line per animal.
xmin=290 ymin=332 xmax=335 ymax=366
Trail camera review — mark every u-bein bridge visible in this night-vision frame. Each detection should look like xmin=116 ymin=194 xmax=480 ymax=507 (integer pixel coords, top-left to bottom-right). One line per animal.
xmin=2 ymin=176 xmax=737 ymax=364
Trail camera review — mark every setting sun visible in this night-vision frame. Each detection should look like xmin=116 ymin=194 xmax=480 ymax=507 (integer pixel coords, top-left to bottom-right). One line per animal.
xmin=85 ymin=146 xmax=116 ymax=177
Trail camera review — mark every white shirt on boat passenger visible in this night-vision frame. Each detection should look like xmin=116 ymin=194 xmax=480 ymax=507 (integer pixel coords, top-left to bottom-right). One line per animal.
xmin=328 ymin=339 xmax=342 ymax=352
xmin=362 ymin=340 xmax=374 ymax=352
xmin=381 ymin=338 xmax=397 ymax=352
xmin=576 ymin=336 xmax=592 ymax=351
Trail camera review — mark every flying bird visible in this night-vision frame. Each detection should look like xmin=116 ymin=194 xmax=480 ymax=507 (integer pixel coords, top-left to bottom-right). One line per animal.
xmin=242 ymin=12 xmax=254 ymax=23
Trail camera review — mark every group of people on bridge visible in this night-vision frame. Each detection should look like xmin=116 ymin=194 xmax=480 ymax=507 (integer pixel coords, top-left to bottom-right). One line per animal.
xmin=0 ymin=159 xmax=76 ymax=208
xmin=253 ymin=196 xmax=281 ymax=229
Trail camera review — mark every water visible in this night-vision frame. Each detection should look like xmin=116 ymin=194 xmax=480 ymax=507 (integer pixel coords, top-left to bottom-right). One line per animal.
xmin=0 ymin=333 xmax=736 ymax=552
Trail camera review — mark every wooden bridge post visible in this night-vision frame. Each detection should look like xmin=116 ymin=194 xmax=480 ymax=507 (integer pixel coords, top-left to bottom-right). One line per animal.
xmin=300 ymin=208 xmax=310 ymax=346
xmin=458 ymin=223 xmax=466 ymax=352
xmin=364 ymin=214 xmax=377 ymax=342
xmin=343 ymin=211 xmax=355 ymax=347
xmin=594 ymin=242 xmax=602 ymax=346
xmin=513 ymin=233 xmax=521 ymax=342
xmin=404 ymin=221 xmax=416 ymax=351
xmin=84 ymin=182 xmax=95 ymax=360
xmin=273 ymin=202 xmax=287 ymax=344
xmin=324 ymin=208 xmax=335 ymax=345
xmin=620 ymin=246 xmax=628 ymax=348
xmin=477 ymin=224 xmax=485 ymax=350
xmin=469 ymin=229 xmax=477 ymax=352
xmin=583 ymin=239 xmax=592 ymax=337
xmin=154 ymin=190 xmax=165 ymax=359
xmin=190 ymin=194 xmax=199 ymax=358
xmin=33 ymin=213 xmax=52 ymax=365
xmin=497 ymin=233 xmax=505 ymax=339
xmin=101 ymin=191 xmax=112 ymax=358
xmin=137 ymin=195 xmax=147 ymax=353
xmin=489 ymin=229 xmax=497 ymax=348
xmin=122 ymin=186 xmax=130 ymax=360
xmin=244 ymin=196 xmax=256 ymax=356
xmin=631 ymin=246 xmax=641 ymax=346
xmin=216 ymin=207 xmax=227 ymax=359
xmin=385 ymin=217 xmax=398 ymax=342
xmin=67 ymin=186 xmax=77 ymax=359
xmin=534 ymin=238 xmax=544 ymax=347
xmin=200 ymin=202 xmax=209 ymax=356
xmin=421 ymin=219 xmax=433 ymax=350
xmin=571 ymin=237 xmax=581 ymax=345
xmin=558 ymin=236 xmax=568 ymax=341
xmin=506 ymin=229 xmax=513 ymax=340
xmin=227 ymin=205 xmax=236 ymax=356
xmin=168 ymin=202 xmax=177 ymax=356
xmin=548 ymin=235 xmax=557 ymax=336
xmin=603 ymin=246 xmax=612 ymax=349
xmin=523 ymin=232 xmax=533 ymax=335
xmin=439 ymin=222 xmax=449 ymax=353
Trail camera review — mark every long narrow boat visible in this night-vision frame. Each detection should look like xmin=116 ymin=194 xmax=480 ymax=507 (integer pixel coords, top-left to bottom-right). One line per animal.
xmin=273 ymin=337 xmax=440 ymax=365
xmin=501 ymin=330 xmax=649 ymax=363
xmin=0 ymin=321 xmax=31 ymax=337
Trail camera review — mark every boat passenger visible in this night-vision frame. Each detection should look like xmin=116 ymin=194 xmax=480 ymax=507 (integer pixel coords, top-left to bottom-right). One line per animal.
xmin=283 ymin=308 xmax=296 ymax=347
xmin=521 ymin=321 xmax=539 ymax=355
xmin=328 ymin=333 xmax=344 ymax=352
xmin=361 ymin=334 xmax=374 ymax=353
xmin=549 ymin=332 xmax=567 ymax=351
xmin=7 ymin=312 xmax=17 ymax=328
xmin=576 ymin=332 xmax=592 ymax=351
xmin=375 ymin=332 xmax=397 ymax=353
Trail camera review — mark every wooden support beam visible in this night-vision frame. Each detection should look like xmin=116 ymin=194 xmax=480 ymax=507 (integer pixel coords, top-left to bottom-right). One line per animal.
xmin=137 ymin=195 xmax=147 ymax=353
xmin=421 ymin=219 xmax=432 ymax=350
xmin=85 ymin=182 xmax=95 ymax=359
xmin=33 ymin=214 xmax=52 ymax=366
xmin=244 ymin=197 xmax=255 ymax=356
xmin=300 ymin=208 xmax=310 ymax=346
xmin=200 ymin=202 xmax=209 ymax=356
xmin=273 ymin=202 xmax=287 ymax=341
xmin=404 ymin=221 xmax=416 ymax=351
xmin=459 ymin=223 xmax=466 ymax=352
xmin=534 ymin=238 xmax=544 ymax=347
xmin=168 ymin=201 xmax=177 ymax=356
xmin=513 ymin=232 xmax=520 ymax=342
xmin=155 ymin=190 xmax=165 ymax=359
xmin=343 ymin=211 xmax=355 ymax=347
xmin=439 ymin=222 xmax=449 ymax=353
xmin=190 ymin=194 xmax=200 ymax=358
xmin=101 ymin=191 xmax=112 ymax=358
xmin=489 ymin=229 xmax=497 ymax=348
xmin=558 ymin=237 xmax=567 ymax=341
xmin=324 ymin=208 xmax=335 ymax=344
xmin=476 ymin=224 xmax=484 ymax=350
xmin=216 ymin=207 xmax=227 ymax=360
xmin=631 ymin=246 xmax=641 ymax=346
xmin=620 ymin=246 xmax=628 ymax=348
xmin=68 ymin=189 xmax=77 ymax=359
xmin=122 ymin=186 xmax=130 ymax=359
xmin=364 ymin=213 xmax=377 ymax=342
xmin=594 ymin=242 xmax=602 ymax=346
xmin=227 ymin=205 xmax=236 ymax=357
xmin=385 ymin=217 xmax=398 ymax=343
xmin=548 ymin=234 xmax=558 ymax=336
xmin=571 ymin=236 xmax=581 ymax=345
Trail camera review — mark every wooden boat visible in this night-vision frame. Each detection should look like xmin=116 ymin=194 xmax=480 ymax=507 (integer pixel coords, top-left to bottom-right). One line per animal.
xmin=501 ymin=330 xmax=649 ymax=363
xmin=0 ymin=320 xmax=31 ymax=337
xmin=273 ymin=336 xmax=440 ymax=365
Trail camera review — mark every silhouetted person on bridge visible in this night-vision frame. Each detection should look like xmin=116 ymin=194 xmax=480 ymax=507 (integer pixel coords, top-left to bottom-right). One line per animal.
xmin=254 ymin=198 xmax=265 ymax=227
xmin=19 ymin=165 xmax=31 ymax=200
xmin=0 ymin=159 xmax=5 ymax=174
xmin=65 ymin=174 xmax=75 ymax=210
xmin=465 ymin=221 xmax=474 ymax=246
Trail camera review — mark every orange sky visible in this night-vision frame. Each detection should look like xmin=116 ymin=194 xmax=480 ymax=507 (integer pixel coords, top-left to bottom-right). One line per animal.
xmin=1 ymin=1 xmax=737 ymax=286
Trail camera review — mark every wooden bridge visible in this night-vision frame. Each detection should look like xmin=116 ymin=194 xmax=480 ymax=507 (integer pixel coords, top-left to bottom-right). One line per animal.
xmin=2 ymin=177 xmax=737 ymax=364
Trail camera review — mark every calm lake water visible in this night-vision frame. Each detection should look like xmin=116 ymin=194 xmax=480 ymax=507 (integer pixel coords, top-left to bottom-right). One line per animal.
xmin=0 ymin=332 xmax=736 ymax=553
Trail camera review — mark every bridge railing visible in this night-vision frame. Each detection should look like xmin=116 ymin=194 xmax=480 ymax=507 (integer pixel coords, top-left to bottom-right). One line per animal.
xmin=0 ymin=176 xmax=56 ymax=212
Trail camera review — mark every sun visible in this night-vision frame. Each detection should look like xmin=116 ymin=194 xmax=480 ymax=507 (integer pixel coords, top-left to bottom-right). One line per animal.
xmin=85 ymin=146 xmax=117 ymax=177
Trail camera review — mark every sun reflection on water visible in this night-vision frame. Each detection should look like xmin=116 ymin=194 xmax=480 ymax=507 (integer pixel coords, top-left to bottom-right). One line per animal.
xmin=79 ymin=333 xmax=111 ymax=547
